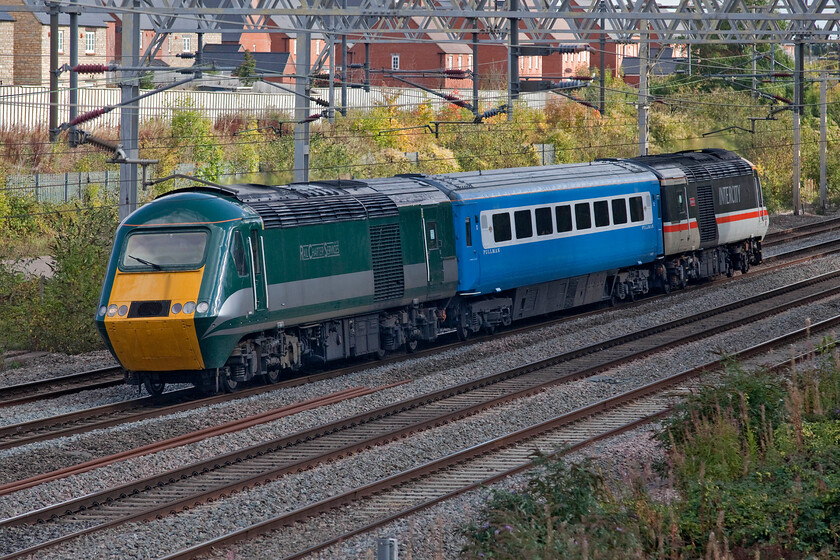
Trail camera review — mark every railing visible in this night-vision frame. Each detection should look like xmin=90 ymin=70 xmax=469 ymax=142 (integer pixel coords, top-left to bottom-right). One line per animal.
xmin=0 ymin=85 xmax=546 ymax=129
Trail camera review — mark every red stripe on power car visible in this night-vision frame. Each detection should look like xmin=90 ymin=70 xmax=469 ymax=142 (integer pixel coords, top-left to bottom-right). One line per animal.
xmin=662 ymin=220 xmax=698 ymax=233
xmin=716 ymin=210 xmax=764 ymax=224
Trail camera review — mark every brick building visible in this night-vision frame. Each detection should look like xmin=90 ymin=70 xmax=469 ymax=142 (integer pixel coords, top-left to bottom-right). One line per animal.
xmin=110 ymin=15 xmax=222 ymax=72
xmin=0 ymin=11 xmax=14 ymax=86
xmin=5 ymin=0 xmax=109 ymax=86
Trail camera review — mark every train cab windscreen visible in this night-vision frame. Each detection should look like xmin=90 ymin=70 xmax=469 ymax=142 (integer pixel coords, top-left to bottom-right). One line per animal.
xmin=121 ymin=230 xmax=208 ymax=271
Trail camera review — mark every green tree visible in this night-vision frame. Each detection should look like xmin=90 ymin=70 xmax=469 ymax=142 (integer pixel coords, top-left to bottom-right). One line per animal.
xmin=233 ymin=50 xmax=257 ymax=87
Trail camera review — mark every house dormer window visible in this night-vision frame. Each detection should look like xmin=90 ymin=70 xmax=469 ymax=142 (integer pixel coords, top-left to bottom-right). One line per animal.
xmin=391 ymin=54 xmax=400 ymax=70
xmin=85 ymin=30 xmax=95 ymax=54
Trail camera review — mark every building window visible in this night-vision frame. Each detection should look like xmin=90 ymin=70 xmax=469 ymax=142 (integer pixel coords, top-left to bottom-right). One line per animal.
xmin=390 ymin=54 xmax=399 ymax=70
xmin=315 ymin=41 xmax=320 ymax=55
xmin=183 ymin=36 xmax=191 ymax=53
xmin=57 ymin=29 xmax=65 ymax=53
xmin=468 ymin=54 xmax=472 ymax=67
xmin=85 ymin=31 xmax=95 ymax=54
xmin=458 ymin=55 xmax=462 ymax=68
xmin=447 ymin=55 xmax=453 ymax=69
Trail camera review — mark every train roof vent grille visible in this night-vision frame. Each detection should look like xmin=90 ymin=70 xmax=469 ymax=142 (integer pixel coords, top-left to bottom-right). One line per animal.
xmin=285 ymin=185 xmax=345 ymax=197
xmin=681 ymin=160 xmax=752 ymax=182
xmin=249 ymin=193 xmax=398 ymax=229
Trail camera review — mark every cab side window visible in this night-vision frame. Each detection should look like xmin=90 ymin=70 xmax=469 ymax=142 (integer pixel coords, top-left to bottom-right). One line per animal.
xmin=231 ymin=231 xmax=248 ymax=277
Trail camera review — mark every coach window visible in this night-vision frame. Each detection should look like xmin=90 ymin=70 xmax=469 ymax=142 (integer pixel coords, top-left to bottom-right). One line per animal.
xmin=465 ymin=218 xmax=472 ymax=246
xmin=611 ymin=198 xmax=628 ymax=225
xmin=535 ymin=207 xmax=553 ymax=236
xmin=574 ymin=203 xmax=592 ymax=230
xmin=555 ymin=205 xmax=572 ymax=233
xmin=231 ymin=231 xmax=248 ymax=277
xmin=514 ymin=210 xmax=533 ymax=239
xmin=492 ymin=213 xmax=512 ymax=243
xmin=629 ymin=196 xmax=645 ymax=222
xmin=594 ymin=200 xmax=610 ymax=227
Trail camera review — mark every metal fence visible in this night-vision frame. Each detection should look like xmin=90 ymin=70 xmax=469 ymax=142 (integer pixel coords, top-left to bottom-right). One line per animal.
xmin=4 ymin=170 xmax=121 ymax=204
xmin=0 ymin=85 xmax=548 ymax=130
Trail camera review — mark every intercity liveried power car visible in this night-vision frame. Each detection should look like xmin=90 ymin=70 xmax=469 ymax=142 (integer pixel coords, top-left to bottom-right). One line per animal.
xmin=95 ymin=149 xmax=769 ymax=395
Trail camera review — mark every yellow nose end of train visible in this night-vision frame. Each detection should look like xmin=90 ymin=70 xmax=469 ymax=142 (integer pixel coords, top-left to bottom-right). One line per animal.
xmin=104 ymin=268 xmax=206 ymax=372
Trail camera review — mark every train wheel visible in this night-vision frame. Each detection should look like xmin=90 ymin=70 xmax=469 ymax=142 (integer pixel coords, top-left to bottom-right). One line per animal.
xmin=264 ymin=368 xmax=282 ymax=384
xmin=221 ymin=374 xmax=239 ymax=393
xmin=457 ymin=324 xmax=471 ymax=341
xmin=406 ymin=339 xmax=419 ymax=353
xmin=143 ymin=376 xmax=165 ymax=397
xmin=741 ymin=260 xmax=750 ymax=274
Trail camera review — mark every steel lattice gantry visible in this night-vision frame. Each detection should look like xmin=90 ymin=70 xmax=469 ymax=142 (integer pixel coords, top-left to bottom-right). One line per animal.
xmin=13 ymin=0 xmax=840 ymax=44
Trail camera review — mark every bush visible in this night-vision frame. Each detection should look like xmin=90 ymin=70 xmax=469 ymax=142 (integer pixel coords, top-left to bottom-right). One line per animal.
xmin=462 ymin=359 xmax=840 ymax=559
xmin=0 ymin=201 xmax=117 ymax=353
xmin=461 ymin=455 xmax=649 ymax=560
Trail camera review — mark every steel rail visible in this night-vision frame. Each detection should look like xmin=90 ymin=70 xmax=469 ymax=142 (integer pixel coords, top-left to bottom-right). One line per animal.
xmin=763 ymin=216 xmax=840 ymax=245
xmin=0 ymin=366 xmax=123 ymax=407
xmin=5 ymin=267 xmax=839 ymax=498
xmin=163 ymin=314 xmax=840 ymax=560
xmin=2 ymin=224 xmax=837 ymax=451
xmin=3 ymin=271 xmax=839 ymax=559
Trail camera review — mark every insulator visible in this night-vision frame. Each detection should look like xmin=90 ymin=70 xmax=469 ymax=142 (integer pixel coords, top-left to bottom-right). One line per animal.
xmin=73 ymin=64 xmax=110 ymax=74
xmin=478 ymin=105 xmax=507 ymax=120
xmin=771 ymin=73 xmax=792 ymax=78
xmin=312 ymin=97 xmax=330 ymax=107
xmin=555 ymin=44 xmax=588 ymax=54
xmin=444 ymin=69 xmax=469 ymax=79
xmin=771 ymin=94 xmax=792 ymax=104
xmin=302 ymin=112 xmax=323 ymax=123
xmin=569 ymin=75 xmax=594 ymax=81
xmin=442 ymin=94 xmax=470 ymax=109
xmin=555 ymin=79 xmax=585 ymax=89
xmin=86 ymin=135 xmax=120 ymax=154
xmin=70 ymin=108 xmax=108 ymax=126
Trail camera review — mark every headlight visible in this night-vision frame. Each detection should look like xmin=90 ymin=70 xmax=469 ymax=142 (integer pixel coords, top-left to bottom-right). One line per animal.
xmin=118 ymin=305 xmax=128 ymax=317
xmin=98 ymin=305 xmax=107 ymax=316
xmin=183 ymin=301 xmax=196 ymax=314
xmin=196 ymin=302 xmax=209 ymax=314
xmin=171 ymin=303 xmax=182 ymax=314
xmin=107 ymin=304 xmax=118 ymax=317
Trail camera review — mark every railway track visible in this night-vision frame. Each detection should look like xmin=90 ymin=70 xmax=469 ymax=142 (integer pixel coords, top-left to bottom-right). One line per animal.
xmin=175 ymin=316 xmax=834 ymax=560
xmin=0 ymin=367 xmax=123 ymax=407
xmin=763 ymin=215 xmax=840 ymax=245
xmin=3 ymin=269 xmax=840 ymax=559
xmin=5 ymin=221 xmax=840 ymax=452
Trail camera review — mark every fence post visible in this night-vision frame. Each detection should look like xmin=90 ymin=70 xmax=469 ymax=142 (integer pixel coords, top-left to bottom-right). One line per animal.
xmin=35 ymin=173 xmax=40 ymax=203
xmin=65 ymin=172 xmax=69 ymax=203
xmin=78 ymin=172 xmax=82 ymax=200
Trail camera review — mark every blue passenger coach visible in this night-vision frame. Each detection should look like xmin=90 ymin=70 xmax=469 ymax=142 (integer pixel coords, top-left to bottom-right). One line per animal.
xmin=422 ymin=161 xmax=663 ymax=296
